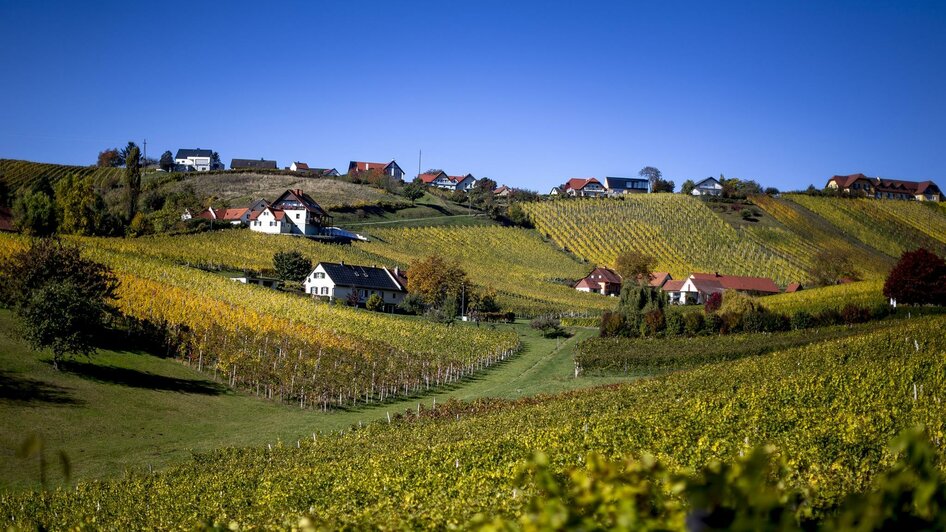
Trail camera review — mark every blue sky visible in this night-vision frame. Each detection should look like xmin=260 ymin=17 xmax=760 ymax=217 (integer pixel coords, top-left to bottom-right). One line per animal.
xmin=1 ymin=0 xmax=944 ymax=192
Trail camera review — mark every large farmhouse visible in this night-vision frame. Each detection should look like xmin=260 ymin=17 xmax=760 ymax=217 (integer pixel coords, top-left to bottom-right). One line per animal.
xmin=826 ymin=173 xmax=941 ymax=201
xmin=304 ymin=262 xmax=407 ymax=311
xmin=663 ymin=272 xmax=782 ymax=305
xmin=574 ymin=266 xmax=623 ymax=296
xmin=248 ymin=189 xmax=331 ymax=235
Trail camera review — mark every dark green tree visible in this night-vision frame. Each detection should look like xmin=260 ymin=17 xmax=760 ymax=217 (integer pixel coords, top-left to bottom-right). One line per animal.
xmin=1 ymin=240 xmax=117 ymax=369
xmin=159 ymin=150 xmax=175 ymax=172
xmin=211 ymin=152 xmax=222 ymax=169
xmin=273 ymin=250 xmax=312 ymax=283
xmin=55 ymin=174 xmax=109 ymax=235
xmin=681 ymin=179 xmax=696 ymax=195
xmin=119 ymin=141 xmax=139 ymax=167
xmin=402 ymin=179 xmax=425 ymax=204
xmin=12 ymin=189 xmax=57 ymax=236
xmin=122 ymin=146 xmax=141 ymax=222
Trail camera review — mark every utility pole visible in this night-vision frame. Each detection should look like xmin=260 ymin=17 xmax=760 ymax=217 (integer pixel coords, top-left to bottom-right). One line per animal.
xmin=143 ymin=138 xmax=147 ymax=162
xmin=417 ymin=148 xmax=422 ymax=179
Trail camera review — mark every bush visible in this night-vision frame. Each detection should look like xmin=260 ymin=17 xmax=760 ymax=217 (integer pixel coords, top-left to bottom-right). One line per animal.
xmin=703 ymin=313 xmax=722 ymax=334
xmin=840 ymin=304 xmax=871 ymax=325
xmin=642 ymin=308 xmax=665 ymax=337
xmin=599 ymin=311 xmax=625 ymax=338
xmin=790 ymin=310 xmax=813 ymax=330
xmin=683 ymin=312 xmax=705 ymax=336
xmin=704 ymin=292 xmax=722 ymax=314
xmin=814 ymin=308 xmax=842 ymax=327
xmin=665 ymin=312 xmax=684 ymax=336
xmin=531 ymin=316 xmax=568 ymax=338
xmin=365 ymin=294 xmax=383 ymax=312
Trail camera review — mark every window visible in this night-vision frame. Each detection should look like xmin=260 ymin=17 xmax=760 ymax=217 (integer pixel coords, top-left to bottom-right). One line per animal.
xmin=321 ymin=287 xmax=328 ymax=295
xmin=315 ymin=272 xmax=325 ymax=279
xmin=296 ymin=213 xmax=301 ymax=219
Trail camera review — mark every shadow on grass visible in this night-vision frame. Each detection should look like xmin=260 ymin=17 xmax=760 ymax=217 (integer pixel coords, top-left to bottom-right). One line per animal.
xmin=53 ymin=360 xmax=227 ymax=396
xmin=0 ymin=370 xmax=82 ymax=405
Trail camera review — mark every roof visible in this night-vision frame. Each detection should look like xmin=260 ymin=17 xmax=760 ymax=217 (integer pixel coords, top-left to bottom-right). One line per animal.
xmin=292 ymin=162 xmax=309 ymax=170
xmin=688 ymin=277 xmax=725 ymax=294
xmin=662 ymin=279 xmax=686 ymax=292
xmin=574 ymin=278 xmax=599 ymax=290
xmin=643 ymin=272 xmax=672 ymax=288
xmin=349 ymin=161 xmax=398 ymax=173
xmin=311 ymin=168 xmax=339 ymax=176
xmin=694 ymin=177 xmax=721 ymax=187
xmin=785 ymin=282 xmax=803 ymax=293
xmin=604 ymin=177 xmax=648 ymax=189
xmin=565 ymin=178 xmax=602 ymax=191
xmin=828 ymin=173 xmax=870 ymax=188
xmin=449 ymin=174 xmax=474 ymax=184
xmin=231 ymin=158 xmax=277 ymax=170
xmin=318 ymin=262 xmax=405 ymax=291
xmin=581 ymin=266 xmax=622 ymax=285
xmin=271 ymin=189 xmax=329 ymax=217
xmin=690 ymin=272 xmax=780 ymax=294
xmin=827 ymin=174 xmax=941 ymax=196
xmin=494 ymin=185 xmax=511 ymax=195
xmin=176 ymin=148 xmax=212 ymax=159
xmin=418 ymin=171 xmax=448 ymax=184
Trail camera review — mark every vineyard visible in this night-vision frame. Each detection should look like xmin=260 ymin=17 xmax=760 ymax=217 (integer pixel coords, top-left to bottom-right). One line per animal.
xmin=760 ymin=280 xmax=887 ymax=314
xmin=4 ymin=314 xmax=946 ymax=528
xmin=784 ymin=194 xmax=946 ymax=259
xmin=0 ymin=158 xmax=125 ymax=189
xmin=0 ymin=235 xmax=520 ymax=409
xmin=85 ymin=228 xmax=614 ymax=316
xmin=523 ymin=196 xmax=809 ymax=286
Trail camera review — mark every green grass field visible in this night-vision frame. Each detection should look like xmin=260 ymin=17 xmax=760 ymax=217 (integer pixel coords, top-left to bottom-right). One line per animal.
xmin=0 ymin=311 xmax=632 ymax=490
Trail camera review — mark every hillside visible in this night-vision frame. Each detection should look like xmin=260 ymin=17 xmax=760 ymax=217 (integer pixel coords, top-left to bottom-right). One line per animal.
xmin=525 ymin=194 xmax=946 ymax=285
xmin=0 ymin=158 xmax=124 ymax=189
xmin=4 ymin=313 xmax=945 ymax=528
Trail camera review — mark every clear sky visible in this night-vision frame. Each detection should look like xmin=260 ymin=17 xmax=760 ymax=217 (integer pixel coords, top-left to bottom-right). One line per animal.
xmin=1 ymin=0 xmax=944 ymax=192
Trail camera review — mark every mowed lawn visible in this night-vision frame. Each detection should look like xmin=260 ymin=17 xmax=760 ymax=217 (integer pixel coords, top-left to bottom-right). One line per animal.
xmin=0 ymin=311 xmax=635 ymax=490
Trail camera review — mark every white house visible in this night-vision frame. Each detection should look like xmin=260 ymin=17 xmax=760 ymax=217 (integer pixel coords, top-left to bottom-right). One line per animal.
xmin=418 ymin=171 xmax=477 ymax=191
xmin=304 ymin=262 xmax=407 ymax=311
xmin=175 ymin=148 xmax=215 ymax=172
xmin=248 ymin=189 xmax=331 ymax=235
xmin=450 ymin=174 xmax=477 ymax=192
xmin=691 ymin=177 xmax=723 ymax=196
xmin=564 ymin=178 xmax=607 ymax=197
xmin=663 ymin=276 xmax=724 ymax=305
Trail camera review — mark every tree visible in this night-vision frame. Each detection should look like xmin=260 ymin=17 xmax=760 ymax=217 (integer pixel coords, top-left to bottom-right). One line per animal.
xmin=639 ymin=166 xmax=662 ymax=192
xmin=273 ymin=250 xmax=312 ymax=283
xmin=423 ymin=168 xmax=444 ymax=175
xmin=808 ymin=248 xmax=859 ymax=287
xmin=122 ymin=145 xmax=141 ymax=222
xmin=159 ymin=150 xmax=175 ymax=172
xmin=883 ymin=248 xmax=946 ymax=306
xmin=681 ymin=179 xmax=696 ymax=195
xmin=365 ymin=293 xmax=383 ymax=312
xmin=704 ymin=292 xmax=722 ymax=313
xmin=402 ymin=180 xmax=425 ymax=204
xmin=211 ymin=152 xmax=222 ymax=169
xmin=119 ymin=141 xmax=139 ymax=167
xmin=97 ymin=148 xmax=122 ymax=168
xmin=614 ymin=250 xmax=655 ymax=284
xmin=764 ymin=187 xmax=780 ymax=196
xmin=507 ymin=202 xmax=532 ymax=228
xmin=652 ymin=178 xmax=675 ymax=193
xmin=407 ymin=255 xmax=466 ymax=311
xmin=1 ymin=239 xmax=117 ymax=369
xmin=55 ymin=174 xmax=109 ymax=235
xmin=12 ymin=189 xmax=57 ymax=236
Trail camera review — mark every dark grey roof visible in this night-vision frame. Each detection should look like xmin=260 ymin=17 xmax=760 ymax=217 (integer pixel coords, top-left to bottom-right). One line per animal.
xmin=604 ymin=177 xmax=648 ymax=189
xmin=176 ymin=148 xmax=212 ymax=159
xmin=318 ymin=262 xmax=404 ymax=291
xmin=272 ymin=189 xmax=329 ymax=217
xmin=231 ymin=158 xmax=277 ymax=169
xmin=695 ymin=177 xmax=721 ymax=187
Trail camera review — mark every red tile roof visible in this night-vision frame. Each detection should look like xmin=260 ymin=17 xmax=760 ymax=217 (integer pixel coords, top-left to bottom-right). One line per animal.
xmin=581 ymin=266 xmax=622 ymax=285
xmin=418 ymin=172 xmax=446 ymax=184
xmin=690 ymin=272 xmax=780 ymax=294
xmin=662 ymin=279 xmax=686 ymax=292
xmin=293 ymin=162 xmax=309 ymax=170
xmin=351 ymin=161 xmax=391 ymax=173
xmin=785 ymin=282 xmax=803 ymax=293
xmin=637 ymin=272 xmax=671 ymax=288
xmin=565 ymin=178 xmax=601 ymax=191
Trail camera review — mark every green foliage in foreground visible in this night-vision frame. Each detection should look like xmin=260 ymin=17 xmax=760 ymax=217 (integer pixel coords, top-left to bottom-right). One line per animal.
xmin=2 ymin=315 xmax=946 ymax=529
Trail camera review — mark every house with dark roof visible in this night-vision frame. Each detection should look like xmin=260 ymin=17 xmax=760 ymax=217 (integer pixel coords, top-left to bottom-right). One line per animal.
xmin=312 ymin=168 xmax=340 ymax=177
xmin=691 ymin=177 xmax=723 ymax=196
xmin=231 ymin=158 xmax=278 ymax=170
xmin=604 ymin=176 xmax=649 ymax=195
xmin=564 ymin=178 xmax=607 ymax=197
xmin=303 ymin=261 xmax=407 ymax=311
xmin=248 ymin=189 xmax=330 ymax=235
xmin=174 ymin=148 xmax=216 ymax=172
xmin=574 ymin=266 xmax=623 ymax=296
xmin=826 ymin=173 xmax=942 ymax=201
xmin=348 ymin=160 xmax=405 ymax=181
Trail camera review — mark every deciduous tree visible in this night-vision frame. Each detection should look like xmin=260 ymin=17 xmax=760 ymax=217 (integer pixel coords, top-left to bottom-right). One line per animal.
xmin=12 ymin=189 xmax=57 ymax=236
xmin=808 ymin=248 xmax=859 ymax=287
xmin=273 ymin=250 xmax=312 ymax=283
xmin=97 ymin=148 xmax=122 ymax=168
xmin=407 ymin=255 xmax=466 ymax=311
xmin=639 ymin=166 xmax=662 ymax=192
xmin=614 ymin=250 xmax=655 ymax=284
xmin=159 ymin=150 xmax=175 ymax=172
xmin=883 ymin=248 xmax=946 ymax=306
xmin=681 ymin=179 xmax=696 ymax=195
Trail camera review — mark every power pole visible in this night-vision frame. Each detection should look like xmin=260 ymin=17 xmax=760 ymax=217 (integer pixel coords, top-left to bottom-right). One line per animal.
xmin=417 ymin=148 xmax=422 ymax=179
xmin=143 ymin=138 xmax=147 ymax=162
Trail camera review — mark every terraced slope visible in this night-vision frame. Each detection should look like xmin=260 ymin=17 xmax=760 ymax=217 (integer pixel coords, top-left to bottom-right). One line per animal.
xmin=524 ymin=195 xmax=808 ymax=285
xmin=4 ymin=314 xmax=945 ymax=528
xmin=0 ymin=158 xmax=124 ymax=188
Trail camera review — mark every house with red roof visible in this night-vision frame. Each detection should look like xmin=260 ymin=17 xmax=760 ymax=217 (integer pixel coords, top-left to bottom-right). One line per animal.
xmin=418 ymin=171 xmax=477 ymax=191
xmin=689 ymin=272 xmax=781 ymax=296
xmin=826 ymin=174 xmax=941 ymax=201
xmin=494 ymin=185 xmax=512 ymax=197
xmin=249 ymin=189 xmax=331 ymax=235
xmin=563 ymin=178 xmax=607 ymax=197
xmin=574 ymin=266 xmax=623 ymax=296
xmin=348 ymin=160 xmax=405 ymax=181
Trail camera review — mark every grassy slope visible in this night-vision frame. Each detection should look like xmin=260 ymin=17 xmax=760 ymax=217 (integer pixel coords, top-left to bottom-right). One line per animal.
xmin=0 ymin=312 xmax=632 ymax=490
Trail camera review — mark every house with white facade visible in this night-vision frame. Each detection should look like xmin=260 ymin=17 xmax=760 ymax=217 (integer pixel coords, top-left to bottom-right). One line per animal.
xmin=604 ymin=177 xmax=649 ymax=195
xmin=303 ymin=262 xmax=407 ymax=311
xmin=248 ymin=189 xmax=331 ymax=235
xmin=564 ymin=178 xmax=607 ymax=197
xmin=691 ymin=177 xmax=723 ymax=196
xmin=348 ymin=160 xmax=405 ymax=181
xmin=418 ymin=171 xmax=477 ymax=191
xmin=175 ymin=148 xmax=215 ymax=172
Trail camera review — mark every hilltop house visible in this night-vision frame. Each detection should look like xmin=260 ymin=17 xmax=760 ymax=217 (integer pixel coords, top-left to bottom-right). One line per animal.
xmin=312 ymin=168 xmax=340 ymax=177
xmin=289 ymin=162 xmax=309 ymax=171
xmin=231 ymin=158 xmax=278 ymax=170
xmin=826 ymin=173 xmax=942 ymax=201
xmin=494 ymin=185 xmax=512 ymax=197
xmin=604 ymin=177 xmax=649 ymax=195
xmin=175 ymin=148 xmax=216 ymax=172
xmin=664 ymin=272 xmax=780 ymax=305
xmin=303 ymin=262 xmax=407 ymax=311
xmin=248 ymin=189 xmax=331 ymax=235
xmin=564 ymin=178 xmax=607 ymax=197
xmin=418 ymin=171 xmax=477 ymax=191
xmin=691 ymin=177 xmax=723 ymax=196
xmin=348 ymin=160 xmax=405 ymax=180
xmin=574 ymin=266 xmax=623 ymax=296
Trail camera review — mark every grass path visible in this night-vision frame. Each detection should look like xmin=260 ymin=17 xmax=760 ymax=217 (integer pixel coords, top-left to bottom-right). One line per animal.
xmin=0 ymin=313 xmax=632 ymax=490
